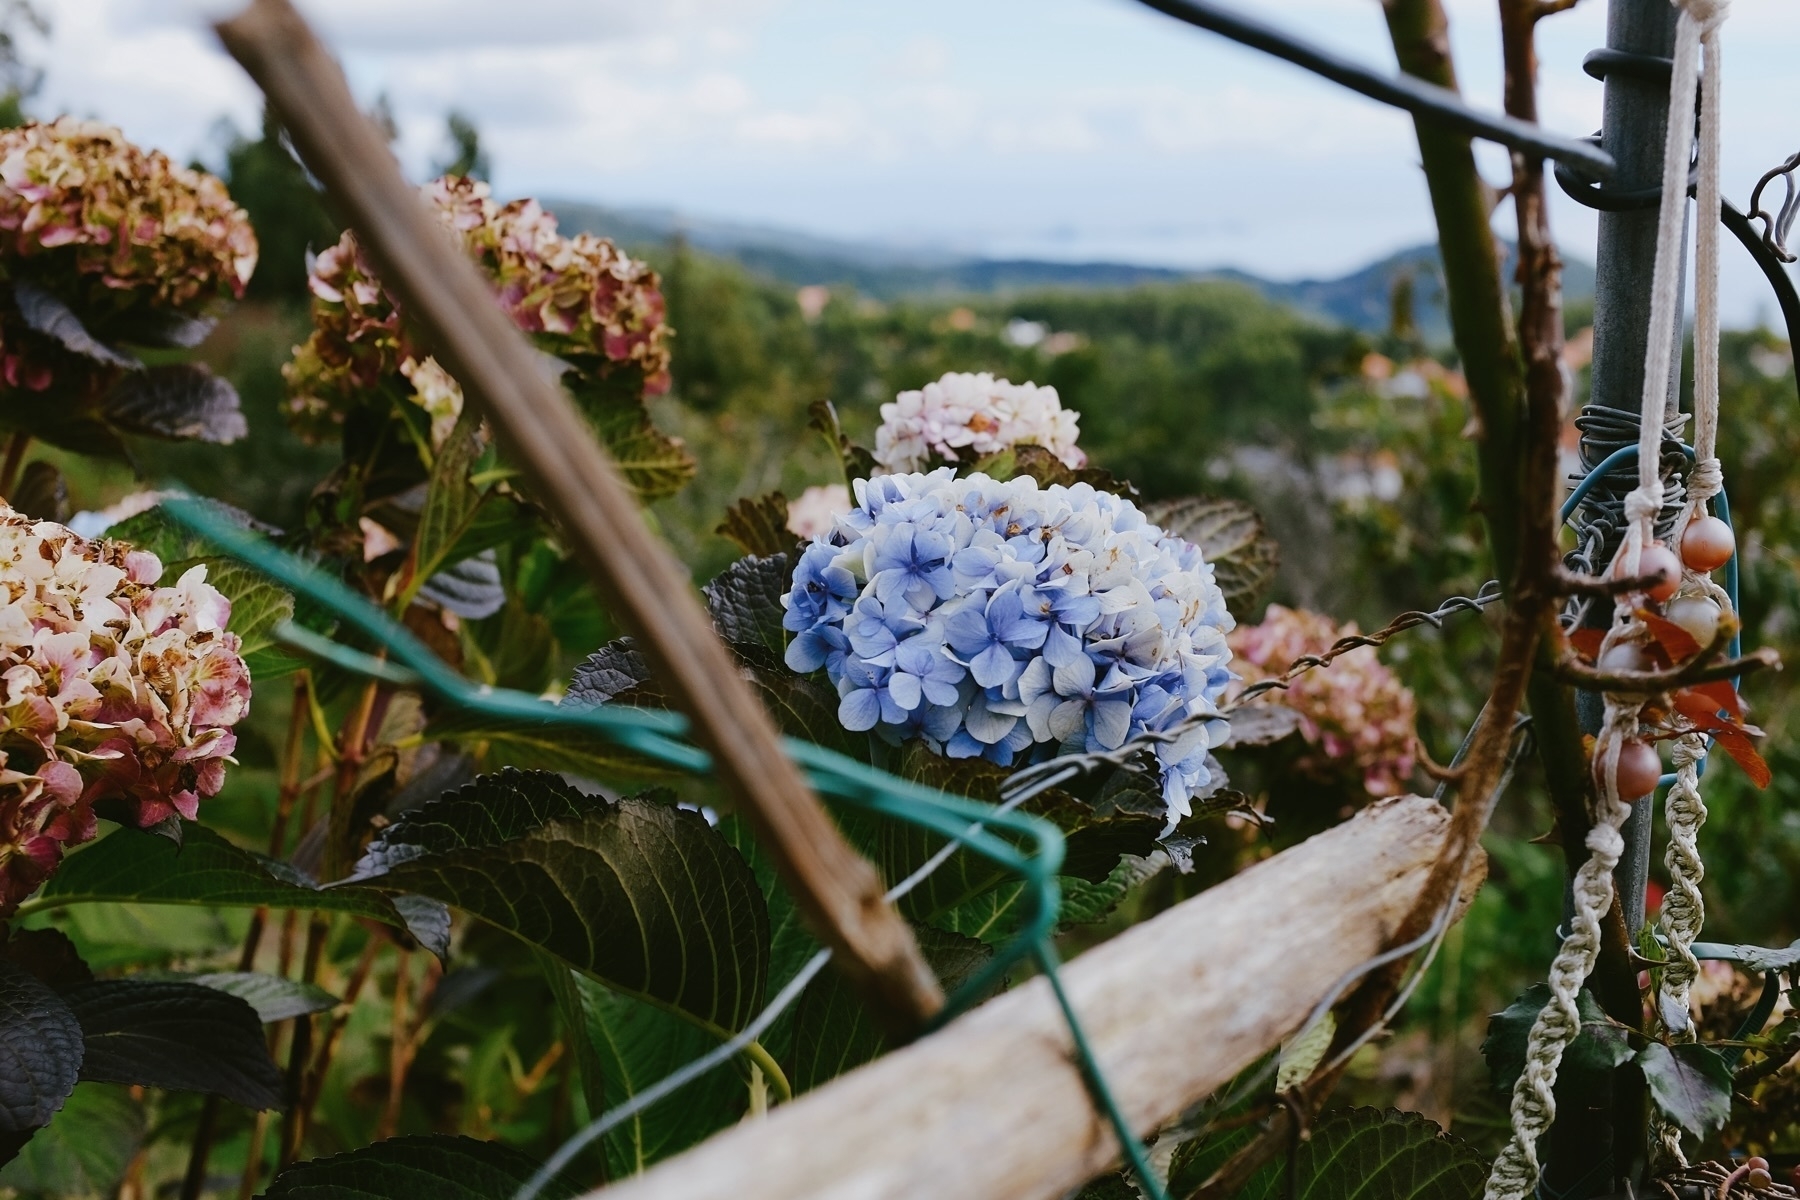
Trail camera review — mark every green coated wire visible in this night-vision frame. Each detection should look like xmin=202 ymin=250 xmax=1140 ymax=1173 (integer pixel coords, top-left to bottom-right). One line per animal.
xmin=164 ymin=495 xmax=1174 ymax=1200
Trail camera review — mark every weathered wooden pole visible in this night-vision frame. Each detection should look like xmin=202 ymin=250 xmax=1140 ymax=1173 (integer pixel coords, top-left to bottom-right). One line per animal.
xmin=212 ymin=0 xmax=944 ymax=1034
xmin=583 ymin=796 xmax=1482 ymax=1200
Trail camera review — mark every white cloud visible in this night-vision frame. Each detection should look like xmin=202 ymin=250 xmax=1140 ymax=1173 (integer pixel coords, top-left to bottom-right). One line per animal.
xmin=17 ymin=0 xmax=1800 ymax=325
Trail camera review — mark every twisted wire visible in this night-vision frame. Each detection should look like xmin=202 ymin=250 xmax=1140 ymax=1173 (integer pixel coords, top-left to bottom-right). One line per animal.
xmin=1563 ymin=407 xmax=1688 ymax=627
xmin=1227 ymin=581 xmax=1504 ymax=708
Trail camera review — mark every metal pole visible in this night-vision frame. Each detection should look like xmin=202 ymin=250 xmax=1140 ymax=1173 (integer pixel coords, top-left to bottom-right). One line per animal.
xmin=1561 ymin=0 xmax=1685 ymax=1194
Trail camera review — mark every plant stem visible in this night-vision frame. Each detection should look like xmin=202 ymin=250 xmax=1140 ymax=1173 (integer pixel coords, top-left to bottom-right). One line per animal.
xmin=296 ymin=927 xmax=382 ymax=1123
xmin=179 ymin=676 xmax=316 ymax=1200
xmin=0 ymin=432 xmax=28 ymax=500
xmin=326 ymin=673 xmax=382 ymax=880
xmin=375 ymin=948 xmax=413 ymax=1141
xmin=235 ymin=1112 xmax=270 ymax=1200
xmin=278 ymin=914 xmax=330 ymax=1168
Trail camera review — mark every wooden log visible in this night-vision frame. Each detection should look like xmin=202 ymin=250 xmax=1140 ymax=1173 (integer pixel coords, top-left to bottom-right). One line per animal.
xmin=211 ymin=0 xmax=943 ymax=1032
xmin=588 ymin=795 xmax=1482 ymax=1200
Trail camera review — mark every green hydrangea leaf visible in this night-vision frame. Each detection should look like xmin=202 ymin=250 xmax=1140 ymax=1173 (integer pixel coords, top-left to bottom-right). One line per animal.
xmin=347 ymin=772 xmax=770 ymax=1034
xmin=543 ymin=964 xmax=746 ymax=1179
xmin=785 ymin=926 xmax=994 ymax=1093
xmin=1482 ymin=984 xmax=1633 ymax=1094
xmin=564 ymin=368 xmax=696 ymax=500
xmin=1142 ymin=495 xmax=1280 ymax=617
xmin=256 ymin=1134 xmax=580 ymax=1200
xmin=1183 ymin=1107 xmax=1489 ymax=1200
xmin=103 ymin=363 xmax=246 ymax=444
xmin=35 ymin=822 xmax=417 ymax=934
xmin=64 ymin=980 xmax=282 ymax=1110
xmin=703 ymin=552 xmax=792 ymax=671
xmin=717 ymin=492 xmax=796 ymax=558
xmin=0 ymin=1083 xmax=141 ymax=1196
xmin=1636 ymin=1042 xmax=1733 ymax=1137
xmin=0 ymin=961 xmax=82 ymax=1140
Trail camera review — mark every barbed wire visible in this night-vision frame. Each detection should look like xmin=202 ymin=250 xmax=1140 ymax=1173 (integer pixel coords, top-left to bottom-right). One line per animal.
xmin=1227 ymin=580 xmax=1506 ymax=707
xmin=1001 ymin=580 xmax=1508 ymax=810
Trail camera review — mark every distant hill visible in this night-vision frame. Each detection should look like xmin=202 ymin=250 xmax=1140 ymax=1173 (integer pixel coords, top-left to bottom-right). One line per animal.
xmin=548 ymin=199 xmax=1594 ymax=341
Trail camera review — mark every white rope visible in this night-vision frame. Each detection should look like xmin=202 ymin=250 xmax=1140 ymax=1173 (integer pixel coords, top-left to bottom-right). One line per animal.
xmin=1484 ymin=710 xmax=1635 ymax=1200
xmin=1659 ymin=0 xmax=1728 ymax=1051
xmin=1485 ymin=3 xmax=1729 ymax=1195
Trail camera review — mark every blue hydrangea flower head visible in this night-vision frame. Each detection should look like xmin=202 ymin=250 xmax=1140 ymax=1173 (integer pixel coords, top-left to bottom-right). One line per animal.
xmin=780 ymin=469 xmax=1236 ymax=825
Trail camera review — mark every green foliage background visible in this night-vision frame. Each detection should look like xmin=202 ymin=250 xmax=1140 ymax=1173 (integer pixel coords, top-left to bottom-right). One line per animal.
xmin=6 ymin=112 xmax=1798 ymax=1197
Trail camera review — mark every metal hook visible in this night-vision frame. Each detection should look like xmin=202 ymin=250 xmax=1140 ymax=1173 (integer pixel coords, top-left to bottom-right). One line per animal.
xmin=1745 ymin=148 xmax=1800 ymax=263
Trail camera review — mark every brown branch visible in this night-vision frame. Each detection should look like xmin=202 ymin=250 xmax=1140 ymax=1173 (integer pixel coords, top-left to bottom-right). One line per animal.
xmin=1554 ymin=644 xmax=1782 ymax=691
xmin=1555 ymin=566 xmax=1677 ymax=597
xmin=1736 ymin=1035 xmax=1800 ymax=1088
xmin=214 ymin=0 xmax=941 ymax=1035
xmin=1187 ymin=0 xmax=1580 ymax=1191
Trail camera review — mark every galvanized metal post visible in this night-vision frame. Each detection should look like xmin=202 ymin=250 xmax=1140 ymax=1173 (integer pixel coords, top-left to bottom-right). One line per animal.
xmin=1560 ymin=0 xmax=1686 ymax=1194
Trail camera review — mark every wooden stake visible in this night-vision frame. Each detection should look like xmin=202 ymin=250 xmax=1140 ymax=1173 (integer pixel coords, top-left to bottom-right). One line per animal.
xmin=587 ymin=796 xmax=1482 ymax=1200
xmin=212 ymin=0 xmax=942 ymax=1032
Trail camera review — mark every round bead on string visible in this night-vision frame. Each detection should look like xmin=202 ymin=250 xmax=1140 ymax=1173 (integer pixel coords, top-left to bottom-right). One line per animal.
xmin=1680 ymin=514 xmax=1735 ymax=572
xmin=1616 ymin=543 xmax=1682 ymax=602
xmin=1605 ymin=739 xmax=1664 ymax=799
xmin=1663 ymin=594 xmax=1722 ymax=647
xmin=1598 ymin=641 xmax=1654 ymax=674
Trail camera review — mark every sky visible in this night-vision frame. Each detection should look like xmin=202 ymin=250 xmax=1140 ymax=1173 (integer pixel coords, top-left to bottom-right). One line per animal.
xmin=28 ymin=0 xmax=1800 ymax=326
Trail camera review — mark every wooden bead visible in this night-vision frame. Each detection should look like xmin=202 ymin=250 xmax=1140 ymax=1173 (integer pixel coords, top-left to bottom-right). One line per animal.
xmin=1602 ymin=739 xmax=1664 ymax=798
xmin=1680 ymin=515 xmax=1735 ymax=572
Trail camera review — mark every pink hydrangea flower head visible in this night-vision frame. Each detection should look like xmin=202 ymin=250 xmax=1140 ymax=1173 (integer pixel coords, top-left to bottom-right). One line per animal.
xmin=0 ymin=118 xmax=256 ymax=397
xmin=285 ymin=175 xmax=671 ymax=443
xmin=1227 ymin=604 xmax=1417 ymax=796
xmin=785 ymin=484 xmax=851 ymax=540
xmin=873 ymin=371 xmax=1086 ymax=475
xmin=0 ymin=506 xmax=250 ymax=914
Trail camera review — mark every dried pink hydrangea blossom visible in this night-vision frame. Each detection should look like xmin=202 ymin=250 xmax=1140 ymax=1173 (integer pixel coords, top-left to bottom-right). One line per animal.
xmin=0 ymin=506 xmax=250 ymax=913
xmin=285 ymin=175 xmax=671 ymax=443
xmin=873 ymin=371 xmax=1086 ymax=475
xmin=0 ymin=118 xmax=256 ymax=392
xmin=1227 ymin=604 xmax=1417 ymax=796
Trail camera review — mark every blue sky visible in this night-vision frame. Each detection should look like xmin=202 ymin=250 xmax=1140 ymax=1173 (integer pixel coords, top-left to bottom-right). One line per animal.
xmin=34 ymin=0 xmax=1800 ymax=324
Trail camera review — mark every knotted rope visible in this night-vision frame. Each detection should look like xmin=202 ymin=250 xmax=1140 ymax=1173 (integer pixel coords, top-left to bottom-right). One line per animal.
xmin=1485 ymin=3 xmax=1729 ymax=1195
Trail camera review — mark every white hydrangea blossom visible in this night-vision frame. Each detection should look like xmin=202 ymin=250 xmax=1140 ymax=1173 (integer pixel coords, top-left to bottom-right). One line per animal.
xmin=873 ymin=371 xmax=1086 ymax=475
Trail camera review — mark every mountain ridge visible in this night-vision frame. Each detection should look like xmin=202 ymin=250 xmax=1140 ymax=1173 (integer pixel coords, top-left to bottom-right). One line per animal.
xmin=546 ymin=198 xmax=1595 ymax=340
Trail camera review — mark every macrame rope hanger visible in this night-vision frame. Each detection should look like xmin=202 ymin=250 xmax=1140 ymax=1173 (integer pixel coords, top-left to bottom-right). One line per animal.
xmin=1485 ymin=1 xmax=1731 ymax=1196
